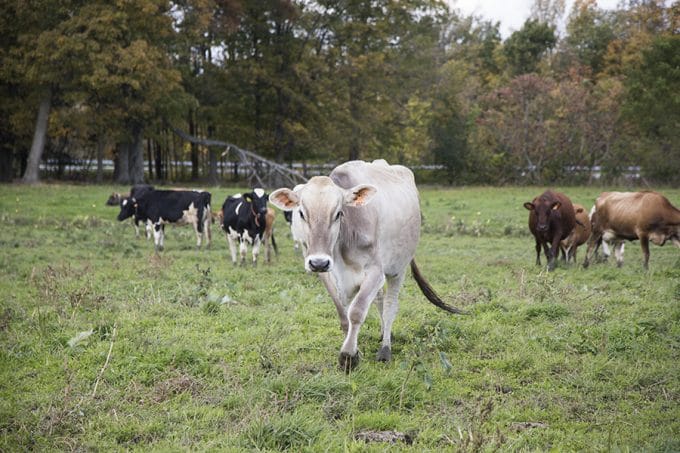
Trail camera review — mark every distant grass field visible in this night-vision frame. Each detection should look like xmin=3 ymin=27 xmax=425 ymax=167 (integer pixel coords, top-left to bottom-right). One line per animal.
xmin=1 ymin=183 xmax=678 ymax=451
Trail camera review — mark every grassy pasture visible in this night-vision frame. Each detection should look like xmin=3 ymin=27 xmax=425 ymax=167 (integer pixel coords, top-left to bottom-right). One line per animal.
xmin=0 ymin=184 xmax=678 ymax=451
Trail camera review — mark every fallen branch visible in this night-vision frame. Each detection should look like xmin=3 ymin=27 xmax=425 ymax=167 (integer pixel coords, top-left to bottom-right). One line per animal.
xmin=170 ymin=126 xmax=307 ymax=187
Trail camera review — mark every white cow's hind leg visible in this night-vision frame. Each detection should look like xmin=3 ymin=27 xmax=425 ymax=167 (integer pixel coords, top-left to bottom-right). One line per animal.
xmin=376 ymin=273 xmax=406 ymax=363
xmin=373 ymin=288 xmax=385 ymax=339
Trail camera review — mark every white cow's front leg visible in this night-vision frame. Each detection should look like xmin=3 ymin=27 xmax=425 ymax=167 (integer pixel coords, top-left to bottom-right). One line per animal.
xmin=376 ymin=272 xmax=406 ymax=363
xmin=339 ymin=266 xmax=385 ymax=372
xmin=318 ymin=273 xmax=349 ymax=333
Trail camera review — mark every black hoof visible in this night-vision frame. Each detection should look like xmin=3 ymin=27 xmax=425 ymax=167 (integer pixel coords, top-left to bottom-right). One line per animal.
xmin=339 ymin=352 xmax=360 ymax=373
xmin=376 ymin=346 xmax=391 ymax=363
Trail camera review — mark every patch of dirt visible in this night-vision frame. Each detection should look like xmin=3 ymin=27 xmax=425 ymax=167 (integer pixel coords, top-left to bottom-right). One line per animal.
xmin=511 ymin=422 xmax=548 ymax=432
xmin=152 ymin=373 xmax=202 ymax=403
xmin=355 ymin=430 xmax=413 ymax=445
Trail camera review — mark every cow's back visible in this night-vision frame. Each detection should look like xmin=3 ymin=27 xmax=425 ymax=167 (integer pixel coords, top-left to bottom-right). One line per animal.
xmin=331 ymin=160 xmax=421 ymax=275
xmin=596 ymin=191 xmax=680 ymax=237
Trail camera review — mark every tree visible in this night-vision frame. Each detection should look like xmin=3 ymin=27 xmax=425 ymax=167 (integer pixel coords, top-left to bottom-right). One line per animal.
xmin=564 ymin=0 xmax=615 ymax=75
xmin=624 ymin=35 xmax=680 ymax=183
xmin=503 ymin=19 xmax=557 ymax=76
xmin=477 ymin=74 xmax=557 ymax=183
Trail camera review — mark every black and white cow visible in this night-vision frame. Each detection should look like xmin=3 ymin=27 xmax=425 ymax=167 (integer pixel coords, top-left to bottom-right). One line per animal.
xmin=115 ymin=184 xmax=155 ymax=238
xmin=118 ymin=189 xmax=212 ymax=251
xmin=222 ymin=188 xmax=269 ymax=266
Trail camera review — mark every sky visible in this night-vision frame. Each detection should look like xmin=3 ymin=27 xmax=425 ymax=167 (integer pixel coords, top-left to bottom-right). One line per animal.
xmin=449 ymin=0 xmax=622 ymax=38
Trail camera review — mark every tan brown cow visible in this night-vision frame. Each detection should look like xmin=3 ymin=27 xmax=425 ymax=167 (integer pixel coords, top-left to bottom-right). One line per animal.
xmin=524 ymin=190 xmax=577 ymax=271
xmin=583 ymin=191 xmax=680 ymax=269
xmin=560 ymin=203 xmax=591 ymax=263
xmin=263 ymin=207 xmax=278 ymax=263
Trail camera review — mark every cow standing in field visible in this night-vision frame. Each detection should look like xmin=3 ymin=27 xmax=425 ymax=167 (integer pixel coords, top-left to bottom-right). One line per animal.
xmin=222 ymin=189 xmax=271 ymax=266
xmin=263 ymin=207 xmax=278 ymax=262
xmin=560 ymin=203 xmax=591 ymax=263
xmin=115 ymin=184 xmax=155 ymax=238
xmin=269 ymin=159 xmax=463 ymax=371
xmin=118 ymin=189 xmax=212 ymax=251
xmin=583 ymin=191 xmax=680 ymax=269
xmin=524 ymin=190 xmax=577 ymax=271
xmin=283 ymin=184 xmax=305 ymax=254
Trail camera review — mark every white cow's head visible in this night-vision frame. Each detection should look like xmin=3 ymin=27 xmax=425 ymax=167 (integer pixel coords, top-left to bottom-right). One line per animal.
xmin=269 ymin=176 xmax=376 ymax=273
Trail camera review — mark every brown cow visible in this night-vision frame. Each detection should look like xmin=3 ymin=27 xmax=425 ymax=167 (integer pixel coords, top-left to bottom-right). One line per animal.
xmin=560 ymin=203 xmax=591 ymax=263
xmin=263 ymin=207 xmax=278 ymax=263
xmin=524 ymin=190 xmax=577 ymax=271
xmin=583 ymin=191 xmax=680 ymax=269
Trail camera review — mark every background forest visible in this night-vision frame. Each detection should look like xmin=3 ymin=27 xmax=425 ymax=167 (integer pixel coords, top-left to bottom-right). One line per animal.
xmin=1 ymin=0 xmax=678 ymax=186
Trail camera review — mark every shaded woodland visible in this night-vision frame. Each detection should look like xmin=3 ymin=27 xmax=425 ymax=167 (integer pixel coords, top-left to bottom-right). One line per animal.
xmin=1 ymin=0 xmax=678 ymax=185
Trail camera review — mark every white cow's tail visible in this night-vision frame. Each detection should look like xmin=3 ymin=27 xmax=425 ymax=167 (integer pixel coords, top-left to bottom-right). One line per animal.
xmin=410 ymin=260 xmax=466 ymax=315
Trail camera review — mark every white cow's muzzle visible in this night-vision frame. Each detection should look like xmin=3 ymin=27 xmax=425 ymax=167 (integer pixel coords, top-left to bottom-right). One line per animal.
xmin=305 ymin=254 xmax=333 ymax=273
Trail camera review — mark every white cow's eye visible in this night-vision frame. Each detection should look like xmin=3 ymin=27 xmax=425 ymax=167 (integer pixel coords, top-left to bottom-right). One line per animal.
xmin=335 ymin=211 xmax=343 ymax=221
xmin=299 ymin=210 xmax=305 ymax=221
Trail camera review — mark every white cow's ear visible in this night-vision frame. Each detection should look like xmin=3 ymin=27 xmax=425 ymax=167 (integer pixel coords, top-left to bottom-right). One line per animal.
xmin=344 ymin=184 xmax=377 ymax=207
xmin=269 ymin=188 xmax=300 ymax=211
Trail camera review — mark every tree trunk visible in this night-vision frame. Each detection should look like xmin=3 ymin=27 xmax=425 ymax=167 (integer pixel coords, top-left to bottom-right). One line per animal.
xmin=22 ymin=91 xmax=52 ymax=184
xmin=95 ymin=135 xmax=106 ymax=183
xmin=0 ymin=147 xmax=12 ymax=182
xmin=189 ymin=111 xmax=199 ymax=180
xmin=207 ymin=125 xmax=217 ymax=184
xmin=147 ymin=138 xmax=153 ymax=180
xmin=155 ymin=138 xmax=163 ymax=181
xmin=129 ymin=126 xmax=145 ymax=184
xmin=115 ymin=142 xmax=130 ymax=184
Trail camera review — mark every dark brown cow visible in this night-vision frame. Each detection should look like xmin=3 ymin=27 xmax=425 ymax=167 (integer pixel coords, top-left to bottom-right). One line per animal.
xmin=583 ymin=191 xmax=680 ymax=269
xmin=524 ymin=190 xmax=577 ymax=271
xmin=560 ymin=203 xmax=591 ymax=263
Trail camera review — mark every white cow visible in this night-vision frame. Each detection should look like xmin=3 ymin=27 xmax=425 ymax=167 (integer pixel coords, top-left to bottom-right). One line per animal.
xmin=270 ymin=159 xmax=462 ymax=371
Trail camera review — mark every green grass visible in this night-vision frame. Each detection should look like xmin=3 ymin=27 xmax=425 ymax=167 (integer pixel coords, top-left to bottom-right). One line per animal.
xmin=1 ymin=184 xmax=678 ymax=451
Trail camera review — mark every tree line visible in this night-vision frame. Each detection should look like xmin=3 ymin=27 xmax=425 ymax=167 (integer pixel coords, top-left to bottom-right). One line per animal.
xmin=1 ymin=0 xmax=678 ymax=185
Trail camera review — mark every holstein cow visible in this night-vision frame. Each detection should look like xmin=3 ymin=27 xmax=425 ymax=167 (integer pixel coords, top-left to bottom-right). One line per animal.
xmin=115 ymin=184 xmax=155 ymax=238
xmin=269 ymin=159 xmax=463 ymax=371
xmin=118 ymin=189 xmax=212 ymax=251
xmin=583 ymin=191 xmax=680 ymax=269
xmin=524 ymin=190 xmax=577 ymax=271
xmin=560 ymin=203 xmax=591 ymax=263
xmin=221 ymin=188 xmax=271 ymax=266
